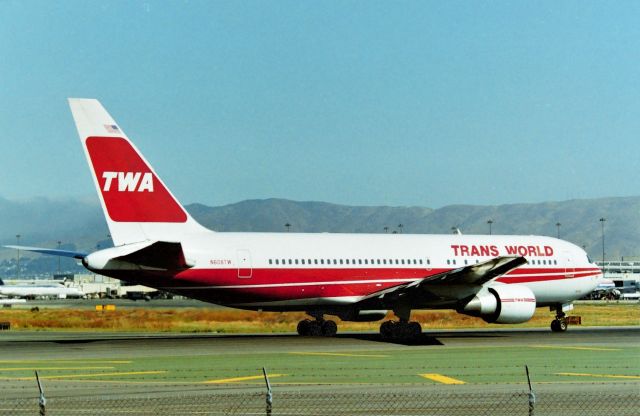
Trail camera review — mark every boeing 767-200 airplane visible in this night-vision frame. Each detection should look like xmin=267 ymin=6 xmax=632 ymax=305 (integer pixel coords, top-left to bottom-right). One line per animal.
xmin=7 ymin=99 xmax=602 ymax=340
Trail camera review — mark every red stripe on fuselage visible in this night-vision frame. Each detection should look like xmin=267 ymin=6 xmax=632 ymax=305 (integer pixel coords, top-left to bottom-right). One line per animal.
xmin=166 ymin=266 xmax=601 ymax=302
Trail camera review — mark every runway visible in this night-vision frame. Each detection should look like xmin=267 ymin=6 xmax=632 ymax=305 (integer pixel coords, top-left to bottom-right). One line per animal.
xmin=1 ymin=326 xmax=638 ymax=360
xmin=1 ymin=326 xmax=638 ymax=415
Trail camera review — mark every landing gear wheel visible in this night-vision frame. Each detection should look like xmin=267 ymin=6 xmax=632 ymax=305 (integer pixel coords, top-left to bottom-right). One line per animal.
xmin=379 ymin=320 xmax=422 ymax=341
xmin=408 ymin=321 xmax=422 ymax=339
xmin=321 ymin=320 xmax=338 ymax=337
xmin=297 ymin=319 xmax=312 ymax=336
xmin=380 ymin=321 xmax=394 ymax=339
xmin=550 ymin=318 xmax=567 ymax=332
xmin=308 ymin=321 xmax=322 ymax=336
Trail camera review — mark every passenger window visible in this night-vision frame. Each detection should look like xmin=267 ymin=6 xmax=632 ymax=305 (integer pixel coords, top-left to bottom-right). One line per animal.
xmin=383 ymin=259 xmax=387 ymax=265
xmin=288 ymin=259 xmax=292 ymax=265
xmin=295 ymin=259 xmax=299 ymax=265
xmin=333 ymin=259 xmax=337 ymax=265
xmin=269 ymin=259 xmax=272 ymax=265
xmin=447 ymin=260 xmax=450 ymax=265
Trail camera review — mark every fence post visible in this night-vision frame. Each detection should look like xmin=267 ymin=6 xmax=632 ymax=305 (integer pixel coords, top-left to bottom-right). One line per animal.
xmin=35 ymin=370 xmax=46 ymax=416
xmin=525 ymin=365 xmax=535 ymax=416
xmin=262 ymin=367 xmax=273 ymax=416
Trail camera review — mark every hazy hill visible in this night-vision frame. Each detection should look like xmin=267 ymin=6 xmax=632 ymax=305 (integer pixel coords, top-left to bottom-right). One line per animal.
xmin=1 ymin=196 xmax=638 ymax=276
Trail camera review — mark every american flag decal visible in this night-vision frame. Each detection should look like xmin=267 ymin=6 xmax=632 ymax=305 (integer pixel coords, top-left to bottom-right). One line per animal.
xmin=104 ymin=124 xmax=120 ymax=133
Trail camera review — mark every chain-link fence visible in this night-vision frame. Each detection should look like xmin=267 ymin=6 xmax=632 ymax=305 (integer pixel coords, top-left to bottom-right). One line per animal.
xmin=1 ymin=387 xmax=638 ymax=416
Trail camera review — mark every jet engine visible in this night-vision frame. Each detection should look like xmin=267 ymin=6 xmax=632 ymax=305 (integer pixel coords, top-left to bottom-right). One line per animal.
xmin=461 ymin=285 xmax=536 ymax=324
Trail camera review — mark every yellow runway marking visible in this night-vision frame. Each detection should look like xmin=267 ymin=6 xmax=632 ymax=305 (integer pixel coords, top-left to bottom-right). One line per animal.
xmin=13 ymin=371 xmax=166 ymax=381
xmin=205 ymin=374 xmax=286 ymax=384
xmin=420 ymin=374 xmax=465 ymax=384
xmin=556 ymin=372 xmax=640 ymax=380
xmin=289 ymin=352 xmax=389 ymax=358
xmin=531 ymin=345 xmax=620 ymax=352
xmin=0 ymin=367 xmax=115 ymax=371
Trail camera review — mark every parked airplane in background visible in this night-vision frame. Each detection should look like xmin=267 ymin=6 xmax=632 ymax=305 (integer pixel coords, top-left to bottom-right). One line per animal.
xmin=6 ymin=99 xmax=603 ymax=340
xmin=0 ymin=278 xmax=84 ymax=300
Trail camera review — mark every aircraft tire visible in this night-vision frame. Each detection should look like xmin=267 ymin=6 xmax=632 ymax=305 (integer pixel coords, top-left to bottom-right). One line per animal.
xmin=308 ymin=321 xmax=323 ymax=336
xmin=408 ymin=321 xmax=422 ymax=339
xmin=297 ymin=319 xmax=312 ymax=336
xmin=550 ymin=319 xmax=567 ymax=332
xmin=321 ymin=320 xmax=338 ymax=337
xmin=558 ymin=319 xmax=568 ymax=332
xmin=380 ymin=321 xmax=394 ymax=339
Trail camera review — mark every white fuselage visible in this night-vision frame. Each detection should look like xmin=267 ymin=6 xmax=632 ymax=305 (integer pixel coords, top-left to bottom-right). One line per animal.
xmin=92 ymin=231 xmax=602 ymax=311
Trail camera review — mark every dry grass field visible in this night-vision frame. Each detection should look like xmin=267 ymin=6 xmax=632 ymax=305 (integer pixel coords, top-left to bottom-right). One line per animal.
xmin=1 ymin=302 xmax=638 ymax=332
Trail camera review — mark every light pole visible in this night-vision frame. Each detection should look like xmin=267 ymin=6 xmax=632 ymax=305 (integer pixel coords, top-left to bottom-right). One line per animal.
xmin=15 ymin=234 xmax=21 ymax=278
xmin=57 ymin=241 xmax=62 ymax=274
xmin=487 ymin=220 xmax=493 ymax=235
xmin=556 ymin=222 xmax=561 ymax=239
xmin=599 ymin=218 xmax=606 ymax=272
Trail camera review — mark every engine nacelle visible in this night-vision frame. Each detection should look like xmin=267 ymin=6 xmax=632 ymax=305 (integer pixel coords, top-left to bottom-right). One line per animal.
xmin=462 ymin=285 xmax=536 ymax=324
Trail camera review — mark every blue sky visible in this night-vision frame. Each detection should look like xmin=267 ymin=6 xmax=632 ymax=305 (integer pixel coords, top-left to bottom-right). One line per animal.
xmin=1 ymin=1 xmax=639 ymax=208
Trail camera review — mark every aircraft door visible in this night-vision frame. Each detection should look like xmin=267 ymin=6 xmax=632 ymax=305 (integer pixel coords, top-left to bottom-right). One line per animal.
xmin=237 ymin=249 xmax=253 ymax=278
xmin=563 ymin=251 xmax=575 ymax=278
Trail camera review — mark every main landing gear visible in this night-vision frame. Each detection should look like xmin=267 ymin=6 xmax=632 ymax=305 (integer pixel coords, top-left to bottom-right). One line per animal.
xmin=296 ymin=315 xmax=338 ymax=337
xmin=379 ymin=320 xmax=422 ymax=341
xmin=550 ymin=304 xmax=570 ymax=332
xmin=379 ymin=307 xmax=422 ymax=341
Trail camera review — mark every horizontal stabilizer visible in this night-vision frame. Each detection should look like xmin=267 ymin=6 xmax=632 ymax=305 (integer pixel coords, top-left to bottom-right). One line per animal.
xmin=3 ymin=245 xmax=87 ymax=260
xmin=113 ymin=241 xmax=193 ymax=270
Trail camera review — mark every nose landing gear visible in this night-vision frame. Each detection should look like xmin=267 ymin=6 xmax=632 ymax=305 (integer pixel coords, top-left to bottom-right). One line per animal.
xmin=550 ymin=304 xmax=571 ymax=332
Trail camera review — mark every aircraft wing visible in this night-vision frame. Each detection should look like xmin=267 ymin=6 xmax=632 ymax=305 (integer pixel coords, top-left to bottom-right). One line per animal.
xmin=360 ymin=256 xmax=527 ymax=304
xmin=421 ymin=255 xmax=528 ymax=286
xmin=3 ymin=245 xmax=88 ymax=259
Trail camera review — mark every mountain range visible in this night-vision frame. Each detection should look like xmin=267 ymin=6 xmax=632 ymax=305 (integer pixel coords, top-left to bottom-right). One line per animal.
xmin=1 ymin=195 xmax=638 ymax=276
